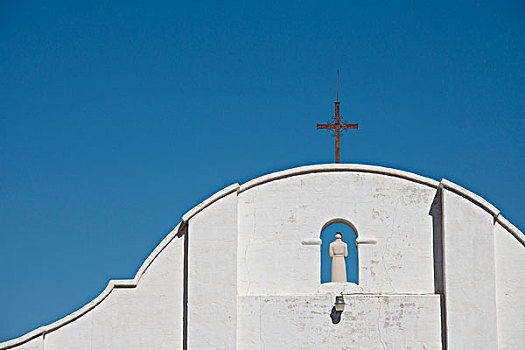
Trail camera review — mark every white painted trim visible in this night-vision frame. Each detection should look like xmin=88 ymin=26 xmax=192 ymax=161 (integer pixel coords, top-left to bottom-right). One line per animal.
xmin=301 ymin=238 xmax=323 ymax=245
xmin=439 ymin=180 xmax=525 ymax=243
xmin=239 ymin=164 xmax=440 ymax=192
xmin=496 ymin=215 xmax=525 ymax=246
xmin=181 ymin=183 xmax=240 ymax=223
xmin=440 ymin=178 xmax=500 ymax=217
xmin=356 ymin=238 xmax=377 ymax=245
xmin=301 ymin=237 xmax=377 ymax=246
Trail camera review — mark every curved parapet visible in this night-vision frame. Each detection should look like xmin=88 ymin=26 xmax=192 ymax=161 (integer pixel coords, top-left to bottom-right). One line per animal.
xmin=0 ymin=223 xmax=185 ymax=349
xmin=1 ymin=164 xmax=522 ymax=349
xmin=239 ymin=163 xmax=440 ymax=192
xmin=0 ymin=183 xmax=242 ymax=349
xmin=237 ymin=164 xmax=521 ymax=238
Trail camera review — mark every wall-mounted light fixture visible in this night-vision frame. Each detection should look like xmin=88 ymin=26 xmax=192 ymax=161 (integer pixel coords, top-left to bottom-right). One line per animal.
xmin=330 ymin=294 xmax=346 ymax=324
xmin=334 ymin=295 xmax=345 ymax=312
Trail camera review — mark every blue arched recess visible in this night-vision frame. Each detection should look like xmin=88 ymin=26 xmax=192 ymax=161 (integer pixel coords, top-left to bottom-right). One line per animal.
xmin=320 ymin=222 xmax=358 ymax=284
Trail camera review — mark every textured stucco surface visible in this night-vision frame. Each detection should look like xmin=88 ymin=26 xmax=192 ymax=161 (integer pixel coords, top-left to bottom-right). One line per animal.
xmin=442 ymin=189 xmax=498 ymax=349
xmin=2 ymin=165 xmax=523 ymax=350
xmin=29 ymin=234 xmax=183 ymax=350
xmin=238 ymin=294 xmax=442 ymax=349
xmin=238 ymin=172 xmax=436 ymax=296
xmin=494 ymin=222 xmax=525 ymax=349
xmin=8 ymin=338 xmax=42 ymax=350
xmin=187 ymin=192 xmax=238 ymax=349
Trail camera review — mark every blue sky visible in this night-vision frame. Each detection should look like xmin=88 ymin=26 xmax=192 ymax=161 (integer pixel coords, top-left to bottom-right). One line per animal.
xmin=1 ymin=0 xmax=524 ymax=342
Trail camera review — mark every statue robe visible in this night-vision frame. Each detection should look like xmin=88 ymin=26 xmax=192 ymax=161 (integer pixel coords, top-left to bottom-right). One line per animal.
xmin=329 ymin=239 xmax=348 ymax=282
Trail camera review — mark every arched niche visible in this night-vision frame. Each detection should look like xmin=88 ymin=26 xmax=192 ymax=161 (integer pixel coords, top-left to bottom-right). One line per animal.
xmin=320 ymin=218 xmax=359 ymax=284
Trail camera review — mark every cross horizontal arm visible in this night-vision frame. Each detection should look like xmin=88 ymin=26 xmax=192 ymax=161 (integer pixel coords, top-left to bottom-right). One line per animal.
xmin=317 ymin=123 xmax=358 ymax=130
xmin=317 ymin=124 xmax=334 ymax=129
xmin=340 ymin=123 xmax=358 ymax=129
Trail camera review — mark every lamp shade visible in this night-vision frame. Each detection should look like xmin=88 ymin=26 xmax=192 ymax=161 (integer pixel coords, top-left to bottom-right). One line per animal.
xmin=334 ymin=295 xmax=345 ymax=312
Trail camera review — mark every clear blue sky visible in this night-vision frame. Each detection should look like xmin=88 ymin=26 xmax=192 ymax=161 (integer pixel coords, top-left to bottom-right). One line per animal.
xmin=1 ymin=0 xmax=524 ymax=342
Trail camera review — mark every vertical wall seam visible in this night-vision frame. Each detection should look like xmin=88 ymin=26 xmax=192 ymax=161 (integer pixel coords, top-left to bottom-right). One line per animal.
xmin=234 ymin=190 xmax=239 ymax=350
xmin=235 ymin=190 xmax=239 ymax=348
xmin=182 ymin=226 xmax=189 ymax=350
xmin=492 ymin=215 xmax=500 ymax=348
xmin=439 ymin=186 xmax=448 ymax=350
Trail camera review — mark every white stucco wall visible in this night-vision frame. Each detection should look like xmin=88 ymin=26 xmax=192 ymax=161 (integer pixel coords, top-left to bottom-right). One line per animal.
xmin=236 ymin=170 xmax=442 ymax=348
xmin=187 ymin=191 xmax=238 ymax=349
xmin=7 ymin=337 xmax=42 ymax=350
xmin=2 ymin=164 xmax=524 ymax=350
xmin=1 ymin=233 xmax=184 ymax=350
xmin=238 ymin=172 xmax=437 ymax=296
xmin=442 ymin=189 xmax=498 ymax=349
xmin=494 ymin=221 xmax=525 ymax=349
xmin=238 ymin=294 xmax=442 ymax=349
xmin=46 ymin=235 xmax=183 ymax=350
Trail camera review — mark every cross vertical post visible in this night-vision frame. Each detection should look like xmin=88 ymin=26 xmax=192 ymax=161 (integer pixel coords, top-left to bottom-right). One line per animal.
xmin=334 ymin=101 xmax=341 ymax=163
xmin=316 ymin=71 xmax=358 ymax=163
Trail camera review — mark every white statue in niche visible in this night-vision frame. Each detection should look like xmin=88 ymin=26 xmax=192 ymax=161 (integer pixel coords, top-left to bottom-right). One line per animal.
xmin=329 ymin=232 xmax=348 ymax=282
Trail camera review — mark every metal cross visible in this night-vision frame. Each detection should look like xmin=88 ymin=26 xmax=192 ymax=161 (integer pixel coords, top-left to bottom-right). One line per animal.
xmin=316 ymin=71 xmax=358 ymax=163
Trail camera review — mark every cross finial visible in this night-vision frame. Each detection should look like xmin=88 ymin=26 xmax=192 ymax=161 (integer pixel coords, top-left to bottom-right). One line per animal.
xmin=336 ymin=69 xmax=339 ymax=102
xmin=316 ymin=71 xmax=359 ymax=163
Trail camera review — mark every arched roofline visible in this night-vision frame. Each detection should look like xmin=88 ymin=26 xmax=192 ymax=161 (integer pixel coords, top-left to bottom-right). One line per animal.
xmin=238 ymin=164 xmax=440 ymax=192
xmin=235 ymin=164 xmax=523 ymax=245
xmin=2 ymin=163 xmax=523 ymax=349
xmin=236 ymin=164 xmax=522 ymax=243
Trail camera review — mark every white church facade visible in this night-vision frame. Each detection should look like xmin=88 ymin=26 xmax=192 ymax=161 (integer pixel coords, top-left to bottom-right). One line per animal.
xmin=2 ymin=164 xmax=524 ymax=349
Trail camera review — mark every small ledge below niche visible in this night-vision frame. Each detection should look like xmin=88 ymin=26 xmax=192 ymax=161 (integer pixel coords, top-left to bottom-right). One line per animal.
xmin=356 ymin=237 xmax=377 ymax=245
xmin=301 ymin=238 xmax=322 ymax=245
xmin=318 ymin=282 xmax=363 ymax=295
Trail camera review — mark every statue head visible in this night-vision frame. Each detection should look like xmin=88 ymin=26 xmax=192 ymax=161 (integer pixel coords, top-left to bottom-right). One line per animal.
xmin=334 ymin=232 xmax=342 ymax=239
